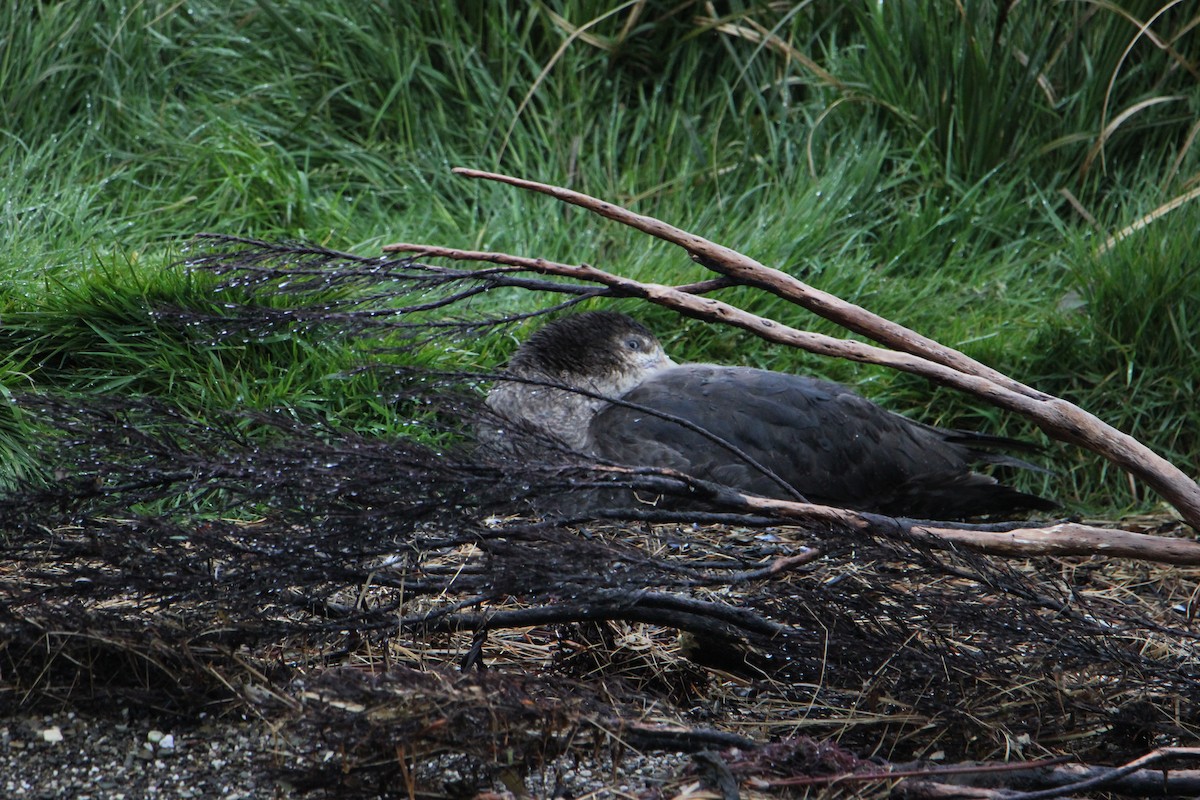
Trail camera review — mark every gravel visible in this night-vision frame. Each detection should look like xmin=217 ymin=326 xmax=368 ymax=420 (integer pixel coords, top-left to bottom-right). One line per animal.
xmin=0 ymin=710 xmax=290 ymax=799
xmin=1 ymin=708 xmax=699 ymax=798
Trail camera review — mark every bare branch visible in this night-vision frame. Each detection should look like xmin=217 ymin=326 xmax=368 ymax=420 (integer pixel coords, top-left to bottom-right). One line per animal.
xmin=383 ymin=170 xmax=1200 ymax=531
xmin=440 ymin=169 xmax=1042 ymax=393
xmin=698 ymin=484 xmax=1200 ymax=566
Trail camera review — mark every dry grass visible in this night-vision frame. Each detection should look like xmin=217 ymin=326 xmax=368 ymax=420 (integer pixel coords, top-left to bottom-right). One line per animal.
xmin=2 ymin=428 xmax=1198 ymax=797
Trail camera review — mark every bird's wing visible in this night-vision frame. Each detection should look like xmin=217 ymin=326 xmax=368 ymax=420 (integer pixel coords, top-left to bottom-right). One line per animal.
xmin=589 ymin=365 xmax=970 ymax=509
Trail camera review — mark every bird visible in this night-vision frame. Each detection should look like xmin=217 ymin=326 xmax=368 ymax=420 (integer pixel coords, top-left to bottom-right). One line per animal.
xmin=485 ymin=310 xmax=1056 ymax=519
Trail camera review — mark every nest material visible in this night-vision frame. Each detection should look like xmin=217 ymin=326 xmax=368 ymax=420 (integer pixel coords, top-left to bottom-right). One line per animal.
xmin=3 ymin=239 xmax=1200 ymax=796
xmin=3 ymin=396 xmax=1199 ymax=794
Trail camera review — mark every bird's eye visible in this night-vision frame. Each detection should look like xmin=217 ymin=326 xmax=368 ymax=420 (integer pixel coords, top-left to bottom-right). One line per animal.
xmin=625 ymin=338 xmax=642 ymax=351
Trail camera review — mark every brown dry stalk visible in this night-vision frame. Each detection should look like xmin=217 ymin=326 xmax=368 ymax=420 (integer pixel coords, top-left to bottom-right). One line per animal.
xmin=1097 ymin=181 xmax=1200 ymax=254
xmin=383 ymin=169 xmax=1200 ymax=536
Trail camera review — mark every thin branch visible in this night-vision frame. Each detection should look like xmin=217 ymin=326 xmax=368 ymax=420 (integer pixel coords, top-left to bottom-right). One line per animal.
xmin=543 ymin=462 xmax=1200 ymax=565
xmin=773 ymin=752 xmax=1200 ymax=797
xmin=723 ymin=489 xmax=1200 ymax=566
xmin=436 ymin=170 xmax=1044 ymax=394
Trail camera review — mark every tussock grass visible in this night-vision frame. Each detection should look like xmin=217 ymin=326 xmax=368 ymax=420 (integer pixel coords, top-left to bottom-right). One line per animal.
xmin=0 ymin=1 xmax=1197 ymax=511
xmin=1030 ymin=197 xmax=1200 ymax=507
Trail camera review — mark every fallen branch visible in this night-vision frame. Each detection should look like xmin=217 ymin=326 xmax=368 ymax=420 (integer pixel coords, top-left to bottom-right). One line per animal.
xmin=384 ymin=169 xmax=1200 ymax=531
xmin=581 ymin=462 xmax=1200 ymax=564
xmin=696 ymin=479 xmax=1200 ymax=566
xmin=912 ymin=520 xmax=1200 ymax=563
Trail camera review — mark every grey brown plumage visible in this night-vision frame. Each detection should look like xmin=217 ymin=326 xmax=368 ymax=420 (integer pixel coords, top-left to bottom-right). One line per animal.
xmin=487 ymin=311 xmax=1056 ymax=519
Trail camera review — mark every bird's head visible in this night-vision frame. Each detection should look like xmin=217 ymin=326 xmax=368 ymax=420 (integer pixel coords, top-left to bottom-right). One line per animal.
xmin=506 ymin=310 xmax=674 ymax=398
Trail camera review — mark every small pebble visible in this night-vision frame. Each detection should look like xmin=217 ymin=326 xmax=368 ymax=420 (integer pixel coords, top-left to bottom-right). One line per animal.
xmin=42 ymin=728 xmax=64 ymax=744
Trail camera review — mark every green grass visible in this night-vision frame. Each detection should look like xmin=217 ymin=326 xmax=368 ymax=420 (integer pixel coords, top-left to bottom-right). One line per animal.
xmin=1 ymin=0 xmax=1198 ymax=512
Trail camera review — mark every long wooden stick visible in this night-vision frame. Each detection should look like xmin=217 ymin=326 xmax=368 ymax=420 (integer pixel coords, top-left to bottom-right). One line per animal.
xmin=384 ymin=169 xmax=1200 ymax=532
xmin=603 ymin=466 xmax=1200 ymax=565
xmin=610 ymin=467 xmax=1200 ymax=565
xmin=449 ymin=168 xmax=1045 ymax=397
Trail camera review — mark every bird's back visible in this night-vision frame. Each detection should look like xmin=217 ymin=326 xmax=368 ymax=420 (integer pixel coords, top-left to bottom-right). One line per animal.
xmin=589 ymin=364 xmax=1053 ymax=518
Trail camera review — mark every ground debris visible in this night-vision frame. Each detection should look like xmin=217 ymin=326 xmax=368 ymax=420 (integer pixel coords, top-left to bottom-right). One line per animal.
xmin=3 ymin=243 xmax=1200 ymax=795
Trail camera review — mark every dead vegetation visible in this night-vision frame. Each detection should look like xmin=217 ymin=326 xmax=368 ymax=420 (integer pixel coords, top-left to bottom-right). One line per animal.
xmin=2 ymin=378 xmax=1199 ymax=796
xmin=4 ymin=175 xmax=1200 ymax=796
